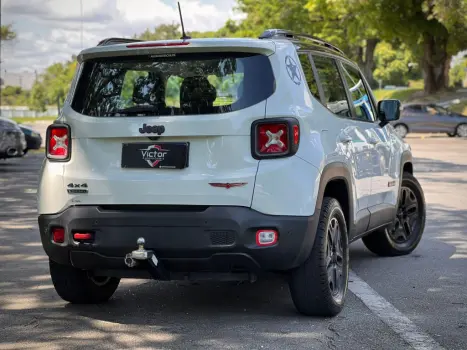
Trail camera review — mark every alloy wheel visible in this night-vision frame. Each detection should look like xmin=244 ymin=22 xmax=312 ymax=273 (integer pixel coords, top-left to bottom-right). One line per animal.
xmin=457 ymin=124 xmax=467 ymax=138
xmin=389 ymin=186 xmax=421 ymax=244
xmin=326 ymin=217 xmax=345 ymax=303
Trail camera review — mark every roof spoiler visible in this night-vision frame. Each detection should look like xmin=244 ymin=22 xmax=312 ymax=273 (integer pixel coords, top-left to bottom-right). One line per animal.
xmin=97 ymin=37 xmax=144 ymax=46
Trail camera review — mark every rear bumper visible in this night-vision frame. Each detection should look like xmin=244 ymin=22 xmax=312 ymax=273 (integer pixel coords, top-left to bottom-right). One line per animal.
xmin=38 ymin=206 xmax=318 ymax=278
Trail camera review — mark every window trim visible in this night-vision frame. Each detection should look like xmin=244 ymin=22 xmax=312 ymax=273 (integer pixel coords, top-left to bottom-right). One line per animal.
xmin=297 ymin=51 xmax=325 ymax=103
xmin=308 ymin=53 xmax=354 ymax=120
xmin=337 ymin=60 xmax=378 ymax=124
xmin=70 ymin=52 xmax=276 ymax=117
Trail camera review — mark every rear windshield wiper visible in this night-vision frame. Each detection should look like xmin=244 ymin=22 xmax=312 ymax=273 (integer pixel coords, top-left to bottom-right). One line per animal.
xmin=111 ymin=105 xmax=162 ymax=116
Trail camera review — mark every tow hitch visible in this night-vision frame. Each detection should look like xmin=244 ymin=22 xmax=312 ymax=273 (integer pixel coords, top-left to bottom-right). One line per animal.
xmin=124 ymin=237 xmax=169 ymax=280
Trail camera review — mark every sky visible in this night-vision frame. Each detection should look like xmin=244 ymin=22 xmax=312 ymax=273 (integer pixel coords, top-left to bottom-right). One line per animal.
xmin=0 ymin=0 xmax=244 ymax=74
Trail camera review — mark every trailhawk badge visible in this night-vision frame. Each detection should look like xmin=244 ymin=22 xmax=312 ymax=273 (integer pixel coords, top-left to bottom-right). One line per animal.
xmin=140 ymin=144 xmax=170 ymax=167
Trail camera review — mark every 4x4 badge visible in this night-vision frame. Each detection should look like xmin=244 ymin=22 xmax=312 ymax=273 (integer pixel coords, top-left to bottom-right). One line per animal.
xmin=139 ymin=124 xmax=165 ymax=135
xmin=67 ymin=183 xmax=88 ymax=194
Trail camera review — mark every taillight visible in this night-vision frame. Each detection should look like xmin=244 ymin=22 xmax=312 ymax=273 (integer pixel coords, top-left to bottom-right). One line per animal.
xmin=251 ymin=118 xmax=300 ymax=159
xmin=52 ymin=227 xmax=65 ymax=243
xmin=46 ymin=124 xmax=71 ymax=161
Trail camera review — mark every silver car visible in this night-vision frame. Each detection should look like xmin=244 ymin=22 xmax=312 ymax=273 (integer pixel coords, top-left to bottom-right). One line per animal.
xmin=391 ymin=103 xmax=467 ymax=138
xmin=0 ymin=117 xmax=27 ymax=159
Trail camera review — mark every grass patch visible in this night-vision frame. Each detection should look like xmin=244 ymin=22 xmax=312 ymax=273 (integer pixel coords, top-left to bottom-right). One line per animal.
xmin=11 ymin=116 xmax=57 ymax=124
xmin=373 ymin=88 xmax=422 ymax=102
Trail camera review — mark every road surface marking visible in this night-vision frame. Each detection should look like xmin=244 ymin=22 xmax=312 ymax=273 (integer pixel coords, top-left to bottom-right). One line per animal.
xmin=349 ymin=270 xmax=445 ymax=350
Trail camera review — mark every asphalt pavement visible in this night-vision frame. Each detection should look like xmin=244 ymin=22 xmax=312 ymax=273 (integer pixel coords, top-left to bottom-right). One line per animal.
xmin=0 ymin=137 xmax=466 ymax=350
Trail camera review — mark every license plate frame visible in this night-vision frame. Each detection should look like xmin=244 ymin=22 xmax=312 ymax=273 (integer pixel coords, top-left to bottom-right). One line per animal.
xmin=121 ymin=142 xmax=190 ymax=169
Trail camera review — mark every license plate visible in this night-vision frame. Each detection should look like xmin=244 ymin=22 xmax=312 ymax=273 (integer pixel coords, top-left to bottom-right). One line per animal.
xmin=121 ymin=142 xmax=189 ymax=169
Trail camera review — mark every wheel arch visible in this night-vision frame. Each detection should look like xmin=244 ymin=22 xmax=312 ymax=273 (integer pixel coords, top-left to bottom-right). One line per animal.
xmin=398 ymin=150 xmax=413 ymax=200
xmin=316 ymin=162 xmax=355 ymax=235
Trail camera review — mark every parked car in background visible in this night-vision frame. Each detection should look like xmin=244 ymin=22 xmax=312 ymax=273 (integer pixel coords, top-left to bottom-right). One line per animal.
xmin=392 ymin=103 xmax=467 ymax=138
xmin=18 ymin=124 xmax=43 ymax=154
xmin=0 ymin=117 xmax=27 ymax=160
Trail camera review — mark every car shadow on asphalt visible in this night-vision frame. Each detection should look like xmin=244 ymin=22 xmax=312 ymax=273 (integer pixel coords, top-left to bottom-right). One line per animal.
xmin=414 ymin=157 xmax=467 ymax=173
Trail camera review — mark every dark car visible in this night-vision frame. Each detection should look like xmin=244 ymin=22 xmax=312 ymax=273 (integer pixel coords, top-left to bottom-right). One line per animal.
xmin=0 ymin=117 xmax=27 ymax=159
xmin=391 ymin=103 xmax=467 ymax=138
xmin=18 ymin=124 xmax=43 ymax=153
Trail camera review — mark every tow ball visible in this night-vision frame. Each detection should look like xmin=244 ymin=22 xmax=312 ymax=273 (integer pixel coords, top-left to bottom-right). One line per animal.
xmin=124 ymin=238 xmax=169 ymax=280
xmin=124 ymin=237 xmax=158 ymax=268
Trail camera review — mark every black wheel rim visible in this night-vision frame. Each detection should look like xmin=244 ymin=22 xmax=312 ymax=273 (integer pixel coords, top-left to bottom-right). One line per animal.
xmin=390 ymin=186 xmax=421 ymax=244
xmin=326 ymin=217 xmax=345 ymax=303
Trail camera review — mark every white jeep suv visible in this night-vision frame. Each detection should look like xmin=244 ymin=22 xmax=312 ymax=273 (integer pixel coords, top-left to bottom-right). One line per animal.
xmin=37 ymin=29 xmax=426 ymax=316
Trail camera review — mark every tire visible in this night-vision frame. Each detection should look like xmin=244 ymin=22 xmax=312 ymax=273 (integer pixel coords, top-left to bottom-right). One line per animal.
xmin=49 ymin=260 xmax=120 ymax=304
xmin=394 ymin=124 xmax=408 ymax=138
xmin=456 ymin=123 xmax=467 ymax=138
xmin=289 ymin=197 xmax=349 ymax=317
xmin=362 ymin=172 xmax=426 ymax=257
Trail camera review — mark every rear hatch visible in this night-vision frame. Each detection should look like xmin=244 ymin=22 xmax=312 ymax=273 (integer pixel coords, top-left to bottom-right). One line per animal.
xmin=61 ymin=40 xmax=276 ymax=207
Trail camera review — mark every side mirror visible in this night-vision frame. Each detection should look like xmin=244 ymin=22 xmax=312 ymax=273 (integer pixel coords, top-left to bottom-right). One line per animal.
xmin=378 ymin=99 xmax=401 ymax=126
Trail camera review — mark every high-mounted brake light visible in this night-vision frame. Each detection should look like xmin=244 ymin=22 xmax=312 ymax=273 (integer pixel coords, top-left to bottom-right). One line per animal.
xmin=126 ymin=42 xmax=190 ymax=48
xmin=251 ymin=118 xmax=300 ymax=159
xmin=46 ymin=124 xmax=71 ymax=161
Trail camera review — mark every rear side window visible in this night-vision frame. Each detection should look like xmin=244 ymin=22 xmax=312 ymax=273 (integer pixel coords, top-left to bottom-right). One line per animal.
xmin=340 ymin=63 xmax=376 ymax=122
xmin=72 ymin=52 xmax=275 ymax=117
xmin=311 ymin=55 xmax=351 ymax=118
xmin=298 ymin=53 xmax=320 ymax=99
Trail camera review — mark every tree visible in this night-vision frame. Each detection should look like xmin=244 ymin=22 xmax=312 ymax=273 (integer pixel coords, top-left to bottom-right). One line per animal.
xmin=373 ymin=42 xmax=422 ymax=86
xmin=136 ymin=23 xmax=182 ymax=40
xmin=29 ymin=58 xmax=77 ymax=111
xmin=0 ymin=85 xmax=30 ymax=105
xmin=305 ymin=0 xmax=382 ymax=87
xmin=238 ymin=0 xmax=383 ymax=87
xmin=0 ymin=24 xmax=16 ymax=41
xmin=449 ymin=57 xmax=467 ymax=88
xmin=348 ymin=0 xmax=467 ymax=94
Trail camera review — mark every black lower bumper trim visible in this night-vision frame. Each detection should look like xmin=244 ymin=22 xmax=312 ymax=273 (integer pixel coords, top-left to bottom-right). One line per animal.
xmin=39 ymin=205 xmax=318 ymax=276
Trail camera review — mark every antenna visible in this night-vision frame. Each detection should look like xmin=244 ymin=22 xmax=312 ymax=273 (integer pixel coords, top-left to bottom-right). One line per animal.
xmin=178 ymin=2 xmax=191 ymax=40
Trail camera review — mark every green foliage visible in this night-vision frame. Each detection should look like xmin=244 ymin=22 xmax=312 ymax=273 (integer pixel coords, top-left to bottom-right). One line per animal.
xmin=346 ymin=0 xmax=467 ymax=93
xmin=373 ymin=42 xmax=421 ymax=86
xmin=0 ymin=86 xmax=30 ymax=106
xmin=449 ymin=58 xmax=467 ymax=88
xmin=12 ymin=116 xmax=57 ymax=123
xmin=0 ymin=24 xmax=16 ymax=41
xmin=29 ymin=58 xmax=77 ymax=111
xmin=372 ymin=88 xmax=422 ymax=102
xmin=136 ymin=23 xmax=181 ymax=40
xmin=21 ymin=0 xmax=467 ymax=109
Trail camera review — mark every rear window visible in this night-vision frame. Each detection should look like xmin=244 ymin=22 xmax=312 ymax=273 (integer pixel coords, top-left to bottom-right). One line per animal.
xmin=72 ymin=52 xmax=275 ymax=117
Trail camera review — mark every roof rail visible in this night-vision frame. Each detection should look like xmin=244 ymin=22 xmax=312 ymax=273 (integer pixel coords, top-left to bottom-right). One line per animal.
xmin=259 ymin=29 xmax=295 ymax=40
xmin=258 ymin=29 xmax=346 ymax=56
xmin=97 ymin=37 xmax=144 ymax=46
